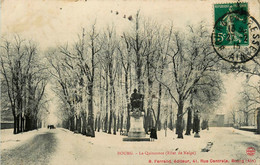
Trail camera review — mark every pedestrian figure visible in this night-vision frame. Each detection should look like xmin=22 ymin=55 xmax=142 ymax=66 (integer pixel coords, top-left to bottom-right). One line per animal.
xmin=150 ymin=127 xmax=157 ymax=141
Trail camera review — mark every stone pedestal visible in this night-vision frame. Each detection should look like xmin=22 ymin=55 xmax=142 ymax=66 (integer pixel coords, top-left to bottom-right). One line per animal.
xmin=123 ymin=110 xmax=150 ymax=141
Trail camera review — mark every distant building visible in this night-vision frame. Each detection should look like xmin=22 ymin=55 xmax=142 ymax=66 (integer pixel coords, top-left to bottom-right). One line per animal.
xmin=209 ymin=114 xmax=225 ymax=127
xmin=1 ymin=121 xmax=14 ymax=129
xmin=1 ymin=108 xmax=13 ymax=129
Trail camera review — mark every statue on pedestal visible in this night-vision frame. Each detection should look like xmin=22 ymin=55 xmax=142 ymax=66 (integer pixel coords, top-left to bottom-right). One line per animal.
xmin=123 ymin=89 xmax=149 ymax=141
xmin=130 ymin=89 xmax=144 ymax=112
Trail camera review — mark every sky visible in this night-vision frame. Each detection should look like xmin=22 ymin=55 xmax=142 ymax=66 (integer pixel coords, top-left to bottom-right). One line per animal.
xmin=0 ymin=0 xmax=227 ymax=49
xmin=1 ymin=0 xmax=259 ymax=48
xmin=1 ymin=0 xmax=259 ymax=123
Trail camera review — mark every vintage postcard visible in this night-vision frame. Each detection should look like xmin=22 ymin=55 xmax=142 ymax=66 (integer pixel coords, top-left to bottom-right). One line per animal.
xmin=1 ymin=0 xmax=259 ymax=164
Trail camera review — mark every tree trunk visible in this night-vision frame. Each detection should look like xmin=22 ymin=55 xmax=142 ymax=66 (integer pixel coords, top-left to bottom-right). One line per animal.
xmin=232 ymin=113 xmax=236 ymax=125
xmin=99 ymin=64 xmax=103 ymax=133
xmin=95 ymin=116 xmax=98 ymax=131
xmin=104 ymin=113 xmax=108 ymax=132
xmin=13 ymin=115 xmax=17 ymax=134
xmin=16 ymin=115 xmax=20 ymax=133
xmin=158 ymin=119 xmax=161 ymax=131
xmin=113 ymin=112 xmax=116 ymax=135
xmin=244 ymin=112 xmax=249 ymax=126
xmin=104 ymin=72 xmax=109 ymax=133
xmin=124 ymin=72 xmax=130 ymax=132
xmin=157 ymin=57 xmax=165 ymax=131
xmin=20 ymin=98 xmax=23 ymax=132
xmin=176 ymin=100 xmax=184 ymax=139
xmin=146 ymin=51 xmax=154 ymax=132
xmin=257 ymin=110 xmax=260 ymax=134
xmin=135 ymin=14 xmax=143 ymax=94
xmin=168 ymin=112 xmax=174 ymax=130
xmin=151 ymin=116 xmax=154 ymax=129
xmin=79 ymin=116 xmax=82 ymax=133
xmin=63 ymin=119 xmax=69 ymax=129
xmin=117 ymin=113 xmax=120 ymax=132
xmin=82 ymin=113 xmax=87 ymax=135
xmin=102 ymin=118 xmax=104 ymax=131
xmin=25 ymin=115 xmax=31 ymax=131
xmin=75 ymin=115 xmax=79 ymax=132
xmin=87 ymin=85 xmax=95 ymax=137
xmin=157 ymin=82 xmax=162 ymax=131
xmin=19 ymin=114 xmax=22 ymax=132
xmin=145 ymin=88 xmax=153 ymax=133
xmin=76 ymin=116 xmax=81 ymax=133
xmin=127 ymin=104 xmax=130 ymax=132
xmin=129 ymin=62 xmax=132 ymax=94
xmin=120 ymin=112 xmax=124 ymax=133
xmin=33 ymin=118 xmax=37 ymax=130
xmin=165 ymin=119 xmax=167 ymax=137
xmin=38 ymin=120 xmax=41 ymax=129
xmin=108 ymin=64 xmax=113 ymax=134
xmin=70 ymin=115 xmax=75 ymax=131
xmin=185 ymin=107 xmax=192 ymax=135
xmin=145 ymin=108 xmax=153 ymax=133
xmin=97 ymin=116 xmax=101 ymax=132
xmin=36 ymin=118 xmax=38 ymax=129
xmin=108 ymin=107 xmax=113 ymax=134
xmin=21 ymin=116 xmax=24 ymax=132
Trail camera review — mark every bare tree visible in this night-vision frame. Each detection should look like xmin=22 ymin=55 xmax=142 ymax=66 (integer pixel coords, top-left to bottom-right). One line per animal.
xmin=46 ymin=47 xmax=77 ymax=131
xmin=59 ymin=25 xmax=102 ymax=137
xmin=1 ymin=36 xmax=48 ymax=134
xmin=154 ymin=25 xmax=173 ymax=131
xmin=118 ymin=33 xmax=133 ymax=132
xmin=238 ymin=82 xmax=260 ymax=126
xmin=125 ymin=12 xmax=160 ymax=132
xmin=156 ymin=23 xmax=222 ymax=138
xmin=99 ymin=26 xmax=118 ymax=134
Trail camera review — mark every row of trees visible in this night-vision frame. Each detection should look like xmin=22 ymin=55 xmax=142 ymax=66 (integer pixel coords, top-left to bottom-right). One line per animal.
xmin=1 ymin=36 xmax=48 ymax=134
xmin=0 ymin=12 xmax=228 ymax=137
xmin=46 ymin=12 xmax=223 ymax=138
xmin=230 ymin=56 xmax=260 ymax=127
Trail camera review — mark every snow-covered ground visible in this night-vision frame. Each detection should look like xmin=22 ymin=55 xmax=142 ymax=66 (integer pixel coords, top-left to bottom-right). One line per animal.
xmin=1 ymin=128 xmax=49 ymax=151
xmin=2 ymin=127 xmax=258 ymax=164
xmin=50 ymin=127 xmax=260 ymax=165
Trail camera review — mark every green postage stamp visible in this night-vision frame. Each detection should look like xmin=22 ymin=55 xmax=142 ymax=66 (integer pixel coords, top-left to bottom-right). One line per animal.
xmin=214 ymin=2 xmax=248 ymax=46
xmin=212 ymin=2 xmax=260 ymax=63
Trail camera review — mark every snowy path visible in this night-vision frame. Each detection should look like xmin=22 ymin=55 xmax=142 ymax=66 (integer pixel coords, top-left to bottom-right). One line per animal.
xmin=1 ymin=131 xmax=57 ymax=165
xmin=49 ymin=128 xmax=260 ymax=165
xmin=1 ymin=128 xmax=259 ymax=165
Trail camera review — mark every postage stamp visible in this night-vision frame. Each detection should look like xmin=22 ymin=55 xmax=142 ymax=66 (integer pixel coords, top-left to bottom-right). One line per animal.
xmin=214 ymin=3 xmax=249 ymax=46
xmin=212 ymin=2 xmax=260 ymax=63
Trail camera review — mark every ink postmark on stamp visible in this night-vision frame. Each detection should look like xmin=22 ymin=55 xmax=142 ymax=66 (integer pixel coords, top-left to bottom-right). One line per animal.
xmin=211 ymin=2 xmax=260 ymax=63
